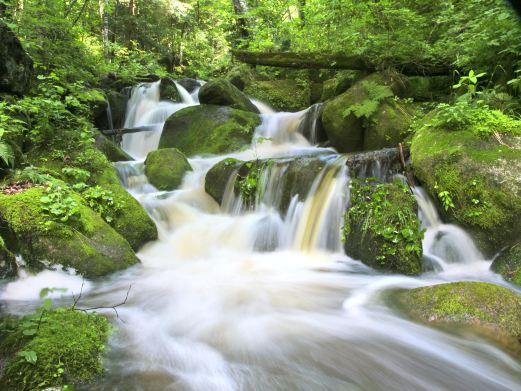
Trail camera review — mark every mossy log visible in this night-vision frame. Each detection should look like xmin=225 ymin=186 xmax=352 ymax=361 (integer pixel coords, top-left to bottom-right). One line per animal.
xmin=232 ymin=50 xmax=453 ymax=76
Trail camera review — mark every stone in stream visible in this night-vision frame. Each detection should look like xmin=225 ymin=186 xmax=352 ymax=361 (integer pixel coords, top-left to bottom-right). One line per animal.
xmin=177 ymin=77 xmax=201 ymax=93
xmin=159 ymin=105 xmax=260 ymax=156
xmin=199 ymin=79 xmax=259 ymax=113
xmin=0 ymin=20 xmax=33 ymax=95
xmin=159 ymin=77 xmax=181 ymax=102
xmin=343 ymin=179 xmax=423 ymax=276
xmin=145 ymin=148 xmax=192 ymax=191
xmin=394 ymin=282 xmax=521 ymax=355
xmin=491 ymin=243 xmax=521 ymax=286
xmin=244 ymin=79 xmax=311 ymax=112
xmin=411 ymin=106 xmax=521 ymax=256
xmin=0 ymin=186 xmax=139 ymax=277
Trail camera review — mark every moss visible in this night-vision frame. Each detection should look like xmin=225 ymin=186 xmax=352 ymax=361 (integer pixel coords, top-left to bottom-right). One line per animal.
xmin=394 ymin=282 xmax=521 ymax=351
xmin=145 ymin=148 xmax=192 ymax=191
xmin=411 ymin=107 xmax=521 ymax=255
xmin=0 ymin=308 xmax=110 ymax=391
xmin=491 ymin=243 xmax=521 ymax=286
xmin=199 ymin=79 xmax=259 ymax=113
xmin=94 ymin=134 xmax=133 ymax=162
xmin=0 ymin=186 xmax=139 ymax=277
xmin=363 ymin=98 xmax=416 ymax=151
xmin=159 ymin=105 xmax=260 ymax=157
xmin=343 ymin=179 xmax=424 ymax=275
xmin=0 ymin=235 xmax=17 ymax=279
xmin=321 ymin=70 xmax=367 ymax=101
xmin=244 ymin=79 xmax=310 ymax=112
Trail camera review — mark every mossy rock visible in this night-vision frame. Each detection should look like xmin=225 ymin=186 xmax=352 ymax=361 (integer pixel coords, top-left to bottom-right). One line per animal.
xmin=199 ymin=79 xmax=259 ymax=113
xmin=343 ymin=179 xmax=423 ymax=275
xmin=205 ymin=158 xmax=245 ymax=205
xmin=177 ymin=78 xmax=201 ymax=93
xmin=94 ymin=134 xmax=133 ymax=162
xmin=310 ymin=82 xmax=323 ymax=104
xmin=404 ymin=76 xmax=451 ymax=101
xmin=160 ymin=77 xmax=181 ymax=102
xmin=0 ymin=186 xmax=139 ymax=277
xmin=0 ymin=308 xmax=110 ymax=390
xmin=411 ymin=107 xmax=521 ymax=255
xmin=491 ymin=243 xmax=521 ymax=286
xmin=363 ymin=99 xmax=416 ymax=151
xmin=0 ymin=236 xmax=17 ymax=279
xmin=145 ymin=148 xmax=192 ymax=191
xmin=394 ymin=282 xmax=521 ymax=352
xmin=321 ymin=70 xmax=368 ymax=101
xmin=159 ymin=105 xmax=260 ymax=157
xmin=244 ymin=79 xmax=310 ymax=112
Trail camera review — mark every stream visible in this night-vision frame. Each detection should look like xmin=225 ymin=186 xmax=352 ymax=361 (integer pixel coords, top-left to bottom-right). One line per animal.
xmin=2 ymin=81 xmax=521 ymax=390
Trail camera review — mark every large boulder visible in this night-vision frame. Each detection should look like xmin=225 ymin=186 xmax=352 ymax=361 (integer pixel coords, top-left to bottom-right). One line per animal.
xmin=343 ymin=179 xmax=423 ymax=275
xmin=159 ymin=105 xmax=260 ymax=156
xmin=145 ymin=148 xmax=192 ymax=191
xmin=0 ymin=186 xmax=139 ymax=277
xmin=491 ymin=243 xmax=521 ymax=286
xmin=244 ymin=79 xmax=310 ymax=112
xmin=0 ymin=21 xmax=33 ymax=95
xmin=394 ymin=282 xmax=521 ymax=353
xmin=160 ymin=77 xmax=181 ymax=102
xmin=0 ymin=308 xmax=109 ymax=390
xmin=411 ymin=107 xmax=521 ymax=255
xmin=199 ymin=79 xmax=259 ymax=113
xmin=363 ymin=99 xmax=416 ymax=151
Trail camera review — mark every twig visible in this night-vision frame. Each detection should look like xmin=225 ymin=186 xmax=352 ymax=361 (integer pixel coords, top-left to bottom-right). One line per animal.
xmin=75 ymin=285 xmax=132 ymax=319
xmin=493 ymin=131 xmax=512 ymax=149
xmin=71 ymin=278 xmax=85 ymax=310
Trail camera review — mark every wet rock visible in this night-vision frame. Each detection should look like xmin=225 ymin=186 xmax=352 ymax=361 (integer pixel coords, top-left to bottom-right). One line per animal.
xmin=0 ymin=20 xmax=33 ymax=95
xmin=343 ymin=179 xmax=423 ymax=275
xmin=411 ymin=107 xmax=521 ymax=255
xmin=0 ymin=187 xmax=139 ymax=277
xmin=244 ymin=79 xmax=310 ymax=112
xmin=199 ymin=79 xmax=259 ymax=113
xmin=159 ymin=105 xmax=260 ymax=156
xmin=205 ymin=158 xmax=245 ymax=205
xmin=160 ymin=77 xmax=181 ymax=102
xmin=394 ymin=282 xmax=521 ymax=353
xmin=145 ymin=148 xmax=192 ymax=191
xmin=94 ymin=90 xmax=128 ymax=131
xmin=491 ymin=243 xmax=521 ymax=286
xmin=94 ymin=134 xmax=133 ymax=162
xmin=177 ymin=78 xmax=201 ymax=93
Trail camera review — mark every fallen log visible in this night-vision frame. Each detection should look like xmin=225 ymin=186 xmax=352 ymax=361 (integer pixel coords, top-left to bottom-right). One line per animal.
xmin=101 ymin=125 xmax=157 ymax=136
xmin=232 ymin=50 xmax=452 ymax=76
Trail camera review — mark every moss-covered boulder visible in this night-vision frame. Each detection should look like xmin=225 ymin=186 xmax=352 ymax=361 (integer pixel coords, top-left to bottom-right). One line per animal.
xmin=363 ymin=99 xmax=416 ymax=151
xmin=0 ymin=236 xmax=17 ymax=279
xmin=199 ymin=79 xmax=259 ymax=113
xmin=394 ymin=282 xmax=521 ymax=352
xmin=321 ymin=73 xmax=398 ymax=152
xmin=491 ymin=243 xmax=521 ymax=286
xmin=94 ymin=134 xmax=133 ymax=162
xmin=0 ymin=308 xmax=110 ymax=390
xmin=159 ymin=105 xmax=260 ymax=156
xmin=404 ymin=76 xmax=451 ymax=101
xmin=343 ymin=179 xmax=423 ymax=275
xmin=411 ymin=107 xmax=521 ymax=255
xmin=244 ymin=79 xmax=310 ymax=112
xmin=321 ymin=70 xmax=367 ymax=102
xmin=0 ymin=186 xmax=139 ymax=277
xmin=0 ymin=20 xmax=33 ymax=95
xmin=160 ymin=77 xmax=181 ymax=102
xmin=204 ymin=158 xmax=245 ymax=205
xmin=145 ymin=148 xmax=192 ymax=191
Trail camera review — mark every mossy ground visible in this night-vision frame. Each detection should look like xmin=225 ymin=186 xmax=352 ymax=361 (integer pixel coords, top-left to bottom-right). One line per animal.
xmin=411 ymin=107 xmax=521 ymax=255
xmin=0 ymin=309 xmax=110 ymax=391
xmin=343 ymin=179 xmax=424 ymax=275
xmin=394 ymin=282 xmax=521 ymax=353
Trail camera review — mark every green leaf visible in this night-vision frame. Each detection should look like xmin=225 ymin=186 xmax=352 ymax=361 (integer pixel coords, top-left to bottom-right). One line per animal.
xmin=18 ymin=350 xmax=38 ymax=364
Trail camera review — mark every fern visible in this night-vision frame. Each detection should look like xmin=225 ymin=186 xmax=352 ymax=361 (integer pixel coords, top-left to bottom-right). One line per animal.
xmin=343 ymin=81 xmax=394 ymax=119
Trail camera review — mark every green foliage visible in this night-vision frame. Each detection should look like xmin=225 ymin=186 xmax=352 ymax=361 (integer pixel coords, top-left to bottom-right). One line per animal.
xmin=40 ymin=183 xmax=81 ymax=228
xmin=81 ymin=186 xmax=121 ymax=224
xmin=343 ymin=81 xmax=393 ymax=119
xmin=237 ymin=162 xmax=261 ymax=205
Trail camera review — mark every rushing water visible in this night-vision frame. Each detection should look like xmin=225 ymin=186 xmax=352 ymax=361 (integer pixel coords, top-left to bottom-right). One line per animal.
xmin=2 ymin=80 xmax=520 ymax=390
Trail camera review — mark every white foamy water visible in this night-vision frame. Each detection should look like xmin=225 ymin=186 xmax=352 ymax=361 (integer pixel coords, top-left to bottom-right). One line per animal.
xmin=1 ymin=81 xmax=520 ymax=391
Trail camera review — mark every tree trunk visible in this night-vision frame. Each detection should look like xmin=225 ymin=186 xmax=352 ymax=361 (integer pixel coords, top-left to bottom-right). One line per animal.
xmin=99 ymin=0 xmax=110 ymax=59
xmin=298 ymin=0 xmax=306 ymax=25
xmin=231 ymin=0 xmax=250 ymax=39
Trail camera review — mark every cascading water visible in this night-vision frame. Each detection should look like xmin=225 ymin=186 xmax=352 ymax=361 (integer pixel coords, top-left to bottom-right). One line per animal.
xmin=1 ymin=82 xmax=520 ymax=391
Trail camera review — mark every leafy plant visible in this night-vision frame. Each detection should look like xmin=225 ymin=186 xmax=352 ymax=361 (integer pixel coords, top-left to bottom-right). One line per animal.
xmin=82 ymin=186 xmax=121 ymax=223
xmin=40 ymin=183 xmax=81 ymax=227
xmin=343 ymin=81 xmax=393 ymax=119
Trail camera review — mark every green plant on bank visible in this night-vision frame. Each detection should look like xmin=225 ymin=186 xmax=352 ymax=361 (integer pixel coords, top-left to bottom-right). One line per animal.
xmin=343 ymin=81 xmax=394 ymax=119
xmin=237 ymin=161 xmax=261 ymax=206
xmin=39 ymin=183 xmax=81 ymax=229
xmin=453 ymin=69 xmax=487 ymax=100
xmin=345 ymin=179 xmax=424 ymax=265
